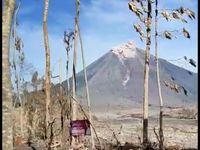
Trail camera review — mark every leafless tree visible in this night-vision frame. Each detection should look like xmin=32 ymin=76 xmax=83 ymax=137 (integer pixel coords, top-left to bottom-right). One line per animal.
xmin=43 ymin=0 xmax=52 ymax=149
xmin=128 ymin=0 xmax=152 ymax=147
xmin=156 ymin=3 xmax=196 ymax=149
xmin=129 ymin=0 xmax=195 ymax=149
xmin=3 ymin=0 xmax=16 ymax=149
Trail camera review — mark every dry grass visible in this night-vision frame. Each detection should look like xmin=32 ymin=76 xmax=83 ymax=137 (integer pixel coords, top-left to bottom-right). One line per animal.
xmin=13 ymin=89 xmax=197 ymax=149
xmin=163 ymin=107 xmax=197 ymax=119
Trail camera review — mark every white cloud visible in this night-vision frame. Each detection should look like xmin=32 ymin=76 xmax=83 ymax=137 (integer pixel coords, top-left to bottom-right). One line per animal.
xmin=82 ymin=0 xmax=132 ymax=25
xmin=16 ymin=0 xmax=197 ymax=80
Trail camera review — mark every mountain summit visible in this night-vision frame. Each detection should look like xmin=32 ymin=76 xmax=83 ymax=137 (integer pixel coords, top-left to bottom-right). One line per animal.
xmin=111 ymin=41 xmax=136 ymax=59
xmin=64 ymin=41 xmax=197 ymax=111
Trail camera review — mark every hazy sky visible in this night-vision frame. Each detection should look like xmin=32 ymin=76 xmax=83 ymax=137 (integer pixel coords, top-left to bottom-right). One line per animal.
xmin=16 ymin=0 xmax=198 ymax=83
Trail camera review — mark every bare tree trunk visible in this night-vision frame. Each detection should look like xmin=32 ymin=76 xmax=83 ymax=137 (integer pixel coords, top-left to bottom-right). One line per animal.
xmin=143 ymin=0 xmax=152 ymax=147
xmin=59 ymin=58 xmax=63 ymax=130
xmin=71 ymin=0 xmax=79 ymax=147
xmin=65 ymin=34 xmax=72 ymax=147
xmin=2 ymin=0 xmax=15 ymax=149
xmin=43 ymin=0 xmax=51 ymax=143
xmin=78 ymin=24 xmax=95 ymax=149
xmin=12 ymin=2 xmax=25 ymax=139
xmin=59 ymin=58 xmax=69 ymax=148
xmin=67 ymin=46 xmax=72 ymax=146
xmin=26 ymin=94 xmax=33 ymax=146
xmin=155 ymin=0 xmax=164 ymax=149
xmin=18 ymin=74 xmax=24 ymax=138
xmin=71 ymin=24 xmax=78 ymax=147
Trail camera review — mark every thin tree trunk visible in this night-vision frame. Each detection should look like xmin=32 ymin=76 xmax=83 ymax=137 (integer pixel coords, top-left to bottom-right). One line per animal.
xmin=59 ymin=58 xmax=63 ymax=130
xmin=155 ymin=0 xmax=164 ymax=149
xmin=12 ymin=1 xmax=19 ymax=107
xmin=18 ymin=74 xmax=24 ymax=138
xmin=3 ymin=0 xmax=15 ymax=149
xmin=12 ymin=2 xmax=24 ymax=139
xmin=59 ymin=58 xmax=68 ymax=148
xmin=71 ymin=23 xmax=78 ymax=147
xmin=78 ymin=24 xmax=95 ymax=149
xmin=71 ymin=0 xmax=79 ymax=147
xmin=143 ymin=0 xmax=152 ymax=146
xmin=66 ymin=36 xmax=72 ymax=146
xmin=27 ymin=95 xmax=33 ymax=146
xmin=43 ymin=0 xmax=51 ymax=142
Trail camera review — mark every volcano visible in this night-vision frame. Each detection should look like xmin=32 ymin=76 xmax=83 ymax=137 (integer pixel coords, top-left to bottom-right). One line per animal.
xmin=63 ymin=41 xmax=197 ymax=112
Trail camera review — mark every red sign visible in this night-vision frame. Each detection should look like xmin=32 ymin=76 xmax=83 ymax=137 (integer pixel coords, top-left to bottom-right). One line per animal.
xmin=70 ymin=120 xmax=91 ymax=136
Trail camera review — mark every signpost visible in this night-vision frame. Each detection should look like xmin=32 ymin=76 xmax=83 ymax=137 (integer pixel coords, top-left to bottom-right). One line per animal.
xmin=70 ymin=120 xmax=91 ymax=136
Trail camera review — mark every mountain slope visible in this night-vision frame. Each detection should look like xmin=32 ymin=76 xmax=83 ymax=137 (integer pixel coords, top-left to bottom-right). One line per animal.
xmin=63 ymin=41 xmax=197 ymax=111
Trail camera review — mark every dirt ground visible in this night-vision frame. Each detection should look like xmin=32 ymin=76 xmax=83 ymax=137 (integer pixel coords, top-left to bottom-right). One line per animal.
xmin=13 ymin=105 xmax=197 ymax=149
xmin=93 ymin=106 xmax=197 ymax=149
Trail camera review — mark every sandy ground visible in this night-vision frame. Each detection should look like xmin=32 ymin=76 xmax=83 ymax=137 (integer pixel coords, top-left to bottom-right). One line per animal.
xmin=93 ymin=106 xmax=198 ymax=149
xmin=13 ymin=106 xmax=197 ymax=149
